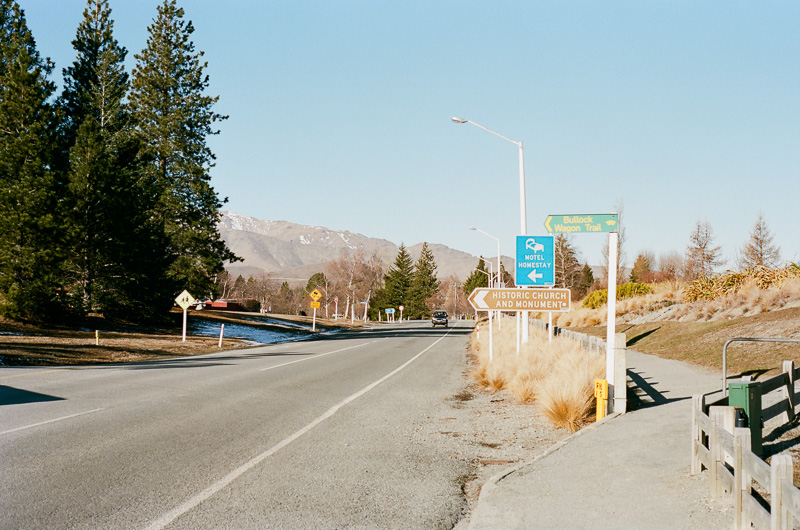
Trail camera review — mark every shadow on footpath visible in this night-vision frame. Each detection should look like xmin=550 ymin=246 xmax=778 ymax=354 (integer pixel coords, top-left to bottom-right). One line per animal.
xmin=626 ymin=368 xmax=691 ymax=410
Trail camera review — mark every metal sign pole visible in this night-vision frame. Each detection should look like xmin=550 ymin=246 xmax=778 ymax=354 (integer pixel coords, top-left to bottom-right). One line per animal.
xmin=182 ymin=309 xmax=187 ymax=342
xmin=606 ymin=231 xmax=619 ymax=414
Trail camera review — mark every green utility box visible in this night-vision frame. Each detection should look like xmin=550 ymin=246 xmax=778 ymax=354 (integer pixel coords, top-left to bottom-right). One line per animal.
xmin=728 ymin=381 xmax=763 ymax=456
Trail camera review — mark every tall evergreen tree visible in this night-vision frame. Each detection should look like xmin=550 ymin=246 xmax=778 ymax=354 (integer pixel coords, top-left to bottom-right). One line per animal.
xmin=408 ymin=243 xmax=440 ymax=319
xmin=129 ymin=0 xmax=237 ymax=305
xmin=59 ymin=0 xmax=160 ymax=318
xmin=463 ymin=257 xmax=489 ymax=298
xmin=0 ymin=1 xmax=63 ymax=319
xmin=383 ymin=244 xmax=414 ymax=309
xmin=576 ymin=263 xmax=594 ymax=299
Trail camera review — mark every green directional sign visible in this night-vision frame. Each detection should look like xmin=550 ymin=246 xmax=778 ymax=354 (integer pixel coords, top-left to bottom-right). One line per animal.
xmin=544 ymin=213 xmax=619 ymax=234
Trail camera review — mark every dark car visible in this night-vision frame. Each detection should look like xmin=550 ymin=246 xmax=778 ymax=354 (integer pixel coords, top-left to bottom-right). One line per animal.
xmin=431 ymin=310 xmax=448 ymax=327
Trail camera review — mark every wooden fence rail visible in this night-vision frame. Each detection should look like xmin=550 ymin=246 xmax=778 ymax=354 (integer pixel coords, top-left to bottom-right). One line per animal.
xmin=692 ymin=360 xmax=800 ymax=529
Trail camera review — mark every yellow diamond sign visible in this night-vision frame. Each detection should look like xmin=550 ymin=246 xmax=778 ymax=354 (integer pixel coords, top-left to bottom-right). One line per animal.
xmin=175 ymin=290 xmax=196 ymax=310
xmin=310 ymin=289 xmax=322 ymax=301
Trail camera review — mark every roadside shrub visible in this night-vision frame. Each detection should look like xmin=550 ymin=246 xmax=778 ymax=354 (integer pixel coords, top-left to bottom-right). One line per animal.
xmin=581 ymin=282 xmax=653 ymax=309
xmin=582 ymin=290 xmax=607 ymax=309
xmin=683 ymin=265 xmax=800 ymax=303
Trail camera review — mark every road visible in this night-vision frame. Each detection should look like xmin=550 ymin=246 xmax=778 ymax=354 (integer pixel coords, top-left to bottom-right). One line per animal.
xmin=1 ymin=320 xmax=474 ymax=529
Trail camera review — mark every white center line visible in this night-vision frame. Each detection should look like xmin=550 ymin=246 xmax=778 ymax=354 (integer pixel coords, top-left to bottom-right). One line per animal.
xmin=258 ymin=340 xmax=376 ymax=372
xmin=146 ymin=328 xmax=454 ymax=530
xmin=1 ymin=408 xmax=105 ymax=436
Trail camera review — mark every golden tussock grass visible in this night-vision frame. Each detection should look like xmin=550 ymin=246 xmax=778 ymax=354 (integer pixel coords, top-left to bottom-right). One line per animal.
xmin=470 ymin=316 xmax=605 ymax=432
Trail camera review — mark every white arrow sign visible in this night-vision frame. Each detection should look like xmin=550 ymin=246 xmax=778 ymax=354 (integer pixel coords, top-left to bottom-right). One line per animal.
xmin=472 ymin=289 xmax=490 ymax=309
xmin=528 ymin=270 xmax=543 ymax=283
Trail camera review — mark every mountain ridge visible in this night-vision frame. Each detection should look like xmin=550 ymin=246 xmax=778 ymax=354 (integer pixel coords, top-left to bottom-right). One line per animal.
xmin=218 ymin=211 xmax=514 ymax=284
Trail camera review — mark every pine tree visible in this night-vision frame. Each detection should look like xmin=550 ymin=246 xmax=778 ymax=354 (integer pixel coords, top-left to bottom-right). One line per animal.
xmin=0 ymin=1 xmax=64 ymax=319
xmin=576 ymin=263 xmax=594 ymax=299
xmin=463 ymin=258 xmax=489 ymax=298
xmin=629 ymin=252 xmax=654 ymax=283
xmin=408 ymin=243 xmax=440 ymax=319
xmin=59 ymin=0 xmax=161 ymax=318
xmin=129 ymin=0 xmax=237 ymax=304
xmin=383 ymin=244 xmax=414 ymax=309
xmin=738 ymin=212 xmax=781 ymax=270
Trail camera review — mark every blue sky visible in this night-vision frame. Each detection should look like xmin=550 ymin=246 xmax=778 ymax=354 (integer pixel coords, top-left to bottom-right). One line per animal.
xmin=23 ymin=1 xmax=800 ymax=270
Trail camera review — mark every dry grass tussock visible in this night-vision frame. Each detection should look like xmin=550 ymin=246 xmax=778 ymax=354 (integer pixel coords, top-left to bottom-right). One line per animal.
xmin=470 ymin=317 xmax=605 ymax=432
xmin=549 ymin=275 xmax=800 ymax=326
xmin=552 ymin=281 xmax=683 ymax=327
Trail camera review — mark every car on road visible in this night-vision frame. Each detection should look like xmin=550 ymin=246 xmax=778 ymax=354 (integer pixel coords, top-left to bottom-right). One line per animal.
xmin=431 ymin=310 xmax=448 ymax=327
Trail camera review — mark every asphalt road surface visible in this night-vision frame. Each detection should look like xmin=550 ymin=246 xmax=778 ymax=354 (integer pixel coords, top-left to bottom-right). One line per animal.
xmin=1 ymin=320 xmax=474 ymax=529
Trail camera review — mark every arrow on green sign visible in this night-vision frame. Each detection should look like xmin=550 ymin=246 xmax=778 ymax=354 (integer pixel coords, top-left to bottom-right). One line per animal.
xmin=544 ymin=214 xmax=619 ymax=234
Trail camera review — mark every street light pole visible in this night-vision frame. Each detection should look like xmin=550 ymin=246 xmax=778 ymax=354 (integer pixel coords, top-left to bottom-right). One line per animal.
xmin=470 ymin=226 xmax=501 ymax=288
xmin=454 ymin=116 xmax=529 ymax=342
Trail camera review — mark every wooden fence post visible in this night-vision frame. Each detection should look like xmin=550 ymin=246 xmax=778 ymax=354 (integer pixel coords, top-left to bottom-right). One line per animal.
xmin=710 ymin=407 xmax=722 ymax=498
xmin=782 ymin=361 xmax=795 ymax=423
xmin=734 ymin=427 xmax=752 ymax=529
xmin=771 ymin=454 xmax=793 ymax=530
xmin=691 ymin=394 xmax=704 ymax=475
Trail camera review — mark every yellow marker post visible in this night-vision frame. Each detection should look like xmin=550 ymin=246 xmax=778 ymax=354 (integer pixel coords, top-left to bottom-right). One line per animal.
xmin=595 ymin=379 xmax=608 ymax=421
xmin=95 ymin=330 xmax=99 ymax=346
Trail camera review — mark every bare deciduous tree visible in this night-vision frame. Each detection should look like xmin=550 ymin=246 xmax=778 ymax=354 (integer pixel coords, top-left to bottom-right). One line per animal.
xmin=657 ymin=251 xmax=683 ymax=281
xmin=554 ymin=234 xmax=582 ymax=290
xmin=326 ymin=248 xmax=384 ymax=319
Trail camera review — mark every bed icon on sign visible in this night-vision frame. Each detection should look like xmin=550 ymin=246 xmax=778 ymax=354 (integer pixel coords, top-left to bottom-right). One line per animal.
xmin=515 ymin=235 xmax=554 ymax=286
xmin=525 ymin=238 xmax=545 ymax=252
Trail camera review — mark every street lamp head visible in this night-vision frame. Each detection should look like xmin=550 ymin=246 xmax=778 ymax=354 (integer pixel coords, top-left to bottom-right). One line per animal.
xmin=451 ymin=116 xmax=467 ymax=124
xmin=469 ymin=226 xmax=476 ymax=231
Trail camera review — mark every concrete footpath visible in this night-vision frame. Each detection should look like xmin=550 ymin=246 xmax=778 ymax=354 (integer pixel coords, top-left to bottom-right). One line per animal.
xmin=467 ymin=349 xmax=734 ymax=529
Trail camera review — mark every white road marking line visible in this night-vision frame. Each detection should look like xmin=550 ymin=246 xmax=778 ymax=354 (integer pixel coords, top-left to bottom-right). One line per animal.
xmin=258 ymin=340 xmax=376 ymax=372
xmin=0 ymin=408 xmax=105 ymax=436
xmin=146 ymin=328 xmax=454 ymax=530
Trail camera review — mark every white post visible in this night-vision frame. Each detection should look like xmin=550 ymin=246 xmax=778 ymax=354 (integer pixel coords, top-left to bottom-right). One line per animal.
xmin=519 ymin=142 xmax=529 ymax=345
xmin=516 ymin=311 xmax=521 ymax=355
xmin=548 ymin=312 xmax=553 ymax=343
xmin=335 ymin=298 xmax=339 ymax=320
xmin=606 ymin=231 xmax=618 ymax=411
xmin=312 ymin=307 xmax=317 ymax=331
xmin=489 ymin=311 xmax=494 ymax=362
xmin=218 ymin=324 xmax=224 ymax=347
xmin=182 ymin=309 xmax=187 ymax=342
xmin=613 ymin=332 xmax=627 ymax=414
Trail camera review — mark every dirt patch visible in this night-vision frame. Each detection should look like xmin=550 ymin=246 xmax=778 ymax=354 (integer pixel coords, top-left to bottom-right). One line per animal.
xmin=0 ymin=311 xmax=274 ymax=366
xmin=431 ymin=374 xmax=569 ymax=524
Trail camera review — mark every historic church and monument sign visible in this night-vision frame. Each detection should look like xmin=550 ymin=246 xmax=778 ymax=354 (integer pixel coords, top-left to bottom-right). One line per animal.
xmin=468 ymin=287 xmax=571 ymax=312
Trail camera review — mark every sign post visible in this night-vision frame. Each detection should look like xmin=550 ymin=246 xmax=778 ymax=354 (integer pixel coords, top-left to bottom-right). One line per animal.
xmin=309 ymin=289 xmax=322 ymax=331
xmin=175 ymin=290 xmax=195 ymax=342
xmin=399 ymin=305 xmax=404 ymax=321
xmin=545 ymin=212 xmax=620 ymax=414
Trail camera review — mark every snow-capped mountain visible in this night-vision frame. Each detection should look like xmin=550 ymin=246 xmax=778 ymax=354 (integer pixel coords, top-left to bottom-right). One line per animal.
xmin=217 ymin=211 xmax=512 ymax=283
